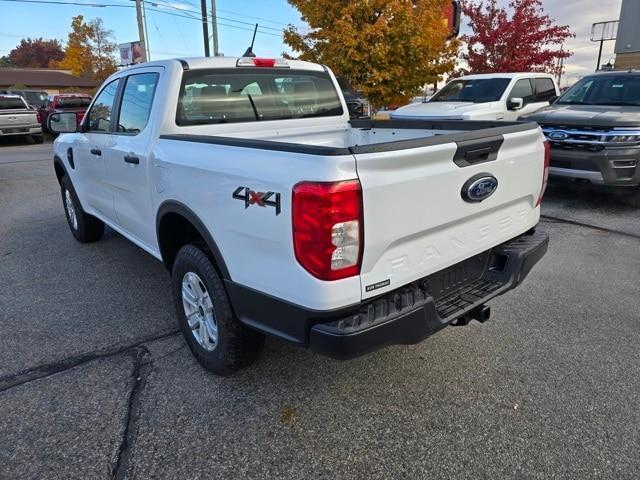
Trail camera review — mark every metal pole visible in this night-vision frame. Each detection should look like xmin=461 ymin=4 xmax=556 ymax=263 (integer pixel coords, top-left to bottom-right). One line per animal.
xmin=596 ymin=39 xmax=604 ymax=71
xmin=141 ymin=0 xmax=151 ymax=60
xmin=211 ymin=0 xmax=219 ymax=56
xmin=200 ymin=0 xmax=210 ymax=57
xmin=135 ymin=0 xmax=147 ymax=62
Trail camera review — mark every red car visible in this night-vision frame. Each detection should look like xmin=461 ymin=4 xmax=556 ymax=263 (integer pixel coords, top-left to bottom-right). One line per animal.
xmin=41 ymin=93 xmax=92 ymax=133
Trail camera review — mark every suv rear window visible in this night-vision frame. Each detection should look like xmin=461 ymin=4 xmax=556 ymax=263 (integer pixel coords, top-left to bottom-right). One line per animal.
xmin=176 ymin=69 xmax=344 ymax=125
xmin=56 ymin=97 xmax=92 ymax=108
xmin=0 ymin=97 xmax=27 ymax=109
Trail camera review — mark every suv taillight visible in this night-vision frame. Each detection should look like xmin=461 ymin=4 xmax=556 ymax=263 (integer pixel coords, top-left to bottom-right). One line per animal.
xmin=536 ymin=141 xmax=551 ymax=207
xmin=292 ymin=180 xmax=363 ymax=281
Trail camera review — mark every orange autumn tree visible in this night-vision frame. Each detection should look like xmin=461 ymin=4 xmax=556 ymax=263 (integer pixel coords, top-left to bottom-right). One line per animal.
xmin=284 ymin=0 xmax=458 ymax=107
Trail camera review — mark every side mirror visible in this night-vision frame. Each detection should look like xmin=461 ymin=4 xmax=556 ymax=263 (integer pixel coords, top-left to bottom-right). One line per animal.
xmin=48 ymin=112 xmax=78 ymax=134
xmin=507 ymin=98 xmax=524 ymax=111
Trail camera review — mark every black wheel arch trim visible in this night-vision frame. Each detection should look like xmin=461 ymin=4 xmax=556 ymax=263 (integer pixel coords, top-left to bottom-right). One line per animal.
xmin=156 ymin=200 xmax=231 ymax=280
xmin=53 ymin=154 xmax=68 ymax=184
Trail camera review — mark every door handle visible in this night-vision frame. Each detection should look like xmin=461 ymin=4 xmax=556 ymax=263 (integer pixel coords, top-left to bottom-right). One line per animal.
xmin=90 ymin=148 xmax=101 ymax=156
xmin=124 ymin=155 xmax=140 ymax=165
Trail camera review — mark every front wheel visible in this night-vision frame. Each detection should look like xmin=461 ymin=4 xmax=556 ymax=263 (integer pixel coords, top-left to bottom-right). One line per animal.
xmin=171 ymin=244 xmax=264 ymax=375
xmin=60 ymin=175 xmax=104 ymax=242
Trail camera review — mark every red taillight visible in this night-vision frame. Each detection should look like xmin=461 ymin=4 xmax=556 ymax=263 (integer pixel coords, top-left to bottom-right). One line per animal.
xmin=536 ymin=141 xmax=551 ymax=207
xmin=35 ymin=110 xmax=42 ymax=123
xmin=76 ymin=112 xmax=84 ymax=125
xmin=252 ymin=58 xmax=276 ymax=67
xmin=292 ymin=180 xmax=363 ymax=281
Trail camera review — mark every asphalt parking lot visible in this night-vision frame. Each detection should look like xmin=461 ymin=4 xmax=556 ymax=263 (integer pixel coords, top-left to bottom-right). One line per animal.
xmin=1 ymin=137 xmax=639 ymax=480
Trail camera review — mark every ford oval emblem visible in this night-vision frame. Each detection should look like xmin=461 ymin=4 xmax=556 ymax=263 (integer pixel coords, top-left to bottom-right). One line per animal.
xmin=547 ymin=131 xmax=569 ymax=141
xmin=461 ymin=174 xmax=499 ymax=203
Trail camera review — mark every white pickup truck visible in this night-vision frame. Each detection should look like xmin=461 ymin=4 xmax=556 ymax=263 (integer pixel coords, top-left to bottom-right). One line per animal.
xmin=49 ymin=57 xmax=549 ymax=375
xmin=391 ymin=73 xmax=560 ymax=122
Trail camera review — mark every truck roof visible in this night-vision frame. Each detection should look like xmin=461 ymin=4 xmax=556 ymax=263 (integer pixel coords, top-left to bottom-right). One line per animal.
xmin=458 ymin=72 xmax=556 ymax=80
xmin=123 ymin=56 xmax=326 ymax=72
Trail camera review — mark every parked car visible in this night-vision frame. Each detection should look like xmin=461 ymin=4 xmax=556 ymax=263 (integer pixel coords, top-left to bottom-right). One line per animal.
xmin=336 ymin=76 xmax=370 ymax=119
xmin=522 ymin=70 xmax=640 ymax=206
xmin=0 ymin=94 xmax=43 ymax=143
xmin=391 ymin=73 xmax=560 ymax=121
xmin=6 ymin=89 xmax=49 ymax=109
xmin=48 ymin=56 xmax=549 ymax=375
xmin=41 ymin=93 xmax=92 ymax=133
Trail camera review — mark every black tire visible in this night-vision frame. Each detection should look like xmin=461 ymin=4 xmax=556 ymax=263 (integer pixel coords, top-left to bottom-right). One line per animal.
xmin=171 ymin=244 xmax=264 ymax=375
xmin=60 ymin=175 xmax=104 ymax=242
xmin=31 ymin=135 xmax=44 ymax=144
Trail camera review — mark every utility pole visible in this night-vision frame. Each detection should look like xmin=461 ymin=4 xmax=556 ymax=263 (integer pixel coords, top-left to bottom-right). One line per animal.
xmin=200 ymin=0 xmax=210 ymax=57
xmin=211 ymin=0 xmax=219 ymax=56
xmin=135 ymin=0 xmax=148 ymax=62
xmin=141 ymin=0 xmax=151 ymax=60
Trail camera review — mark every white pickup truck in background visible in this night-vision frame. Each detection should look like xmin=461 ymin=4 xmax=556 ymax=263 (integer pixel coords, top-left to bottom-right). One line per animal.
xmin=392 ymin=73 xmax=560 ymax=122
xmin=0 ymin=94 xmax=43 ymax=143
xmin=49 ymin=57 xmax=549 ymax=375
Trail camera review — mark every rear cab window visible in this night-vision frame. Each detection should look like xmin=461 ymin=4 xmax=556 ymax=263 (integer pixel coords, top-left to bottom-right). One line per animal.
xmin=176 ymin=69 xmax=344 ymax=125
xmin=0 ymin=97 xmax=27 ymax=109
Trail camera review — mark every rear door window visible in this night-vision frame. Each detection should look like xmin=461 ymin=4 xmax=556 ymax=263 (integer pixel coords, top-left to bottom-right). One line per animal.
xmin=508 ymin=79 xmax=535 ymax=105
xmin=177 ymin=69 xmax=343 ymax=125
xmin=534 ymin=78 xmax=556 ymax=101
xmin=116 ymin=72 xmax=159 ymax=134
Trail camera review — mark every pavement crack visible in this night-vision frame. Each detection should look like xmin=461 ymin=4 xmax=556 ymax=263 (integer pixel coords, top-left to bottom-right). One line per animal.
xmin=540 ymin=214 xmax=640 ymax=241
xmin=0 ymin=330 xmax=179 ymax=393
xmin=111 ymin=347 xmax=152 ymax=480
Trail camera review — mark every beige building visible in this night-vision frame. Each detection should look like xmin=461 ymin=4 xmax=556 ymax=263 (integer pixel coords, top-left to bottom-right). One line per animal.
xmin=615 ymin=0 xmax=640 ymax=70
xmin=0 ymin=67 xmax=98 ymax=94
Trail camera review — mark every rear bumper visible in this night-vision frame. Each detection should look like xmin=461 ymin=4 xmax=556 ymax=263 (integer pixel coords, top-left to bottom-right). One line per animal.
xmin=226 ymin=229 xmax=549 ymax=359
xmin=0 ymin=125 xmax=41 ymax=136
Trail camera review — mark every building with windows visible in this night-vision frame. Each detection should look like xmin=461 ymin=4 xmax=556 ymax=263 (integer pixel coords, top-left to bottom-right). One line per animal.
xmin=615 ymin=0 xmax=640 ymax=69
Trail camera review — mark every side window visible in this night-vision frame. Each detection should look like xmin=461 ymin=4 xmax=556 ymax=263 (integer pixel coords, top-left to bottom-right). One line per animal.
xmin=86 ymin=79 xmax=119 ymax=133
xmin=509 ymin=79 xmax=535 ymax=105
xmin=117 ymin=72 xmax=159 ymax=134
xmin=534 ymin=78 xmax=557 ymax=102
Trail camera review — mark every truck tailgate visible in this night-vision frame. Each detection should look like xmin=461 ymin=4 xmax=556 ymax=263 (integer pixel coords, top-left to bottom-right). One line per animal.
xmin=0 ymin=111 xmax=37 ymax=130
xmin=354 ymin=126 xmax=545 ymax=299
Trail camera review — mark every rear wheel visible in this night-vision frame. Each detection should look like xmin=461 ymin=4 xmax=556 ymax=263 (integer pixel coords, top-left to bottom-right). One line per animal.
xmin=60 ymin=175 xmax=104 ymax=242
xmin=171 ymin=244 xmax=264 ymax=375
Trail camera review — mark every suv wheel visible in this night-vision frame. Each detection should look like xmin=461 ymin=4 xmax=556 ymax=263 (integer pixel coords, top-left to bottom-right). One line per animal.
xmin=60 ymin=175 xmax=104 ymax=242
xmin=171 ymin=244 xmax=264 ymax=375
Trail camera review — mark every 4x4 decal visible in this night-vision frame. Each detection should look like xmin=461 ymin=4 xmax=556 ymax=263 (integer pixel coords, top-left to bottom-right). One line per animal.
xmin=232 ymin=187 xmax=281 ymax=216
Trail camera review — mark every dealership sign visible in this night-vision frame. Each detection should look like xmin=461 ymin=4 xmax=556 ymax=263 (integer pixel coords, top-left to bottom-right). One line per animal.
xmin=119 ymin=41 xmax=144 ymax=66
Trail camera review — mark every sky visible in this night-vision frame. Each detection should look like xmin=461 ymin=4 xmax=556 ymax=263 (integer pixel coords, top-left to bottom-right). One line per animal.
xmin=0 ymin=0 xmax=624 ymax=87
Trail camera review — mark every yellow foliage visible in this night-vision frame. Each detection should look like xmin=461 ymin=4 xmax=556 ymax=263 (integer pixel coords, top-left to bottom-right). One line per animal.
xmin=284 ymin=0 xmax=458 ymax=107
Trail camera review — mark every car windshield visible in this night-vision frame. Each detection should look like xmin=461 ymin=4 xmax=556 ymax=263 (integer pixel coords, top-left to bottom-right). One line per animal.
xmin=24 ymin=91 xmax=48 ymax=106
xmin=430 ymin=78 xmax=511 ymax=103
xmin=177 ymin=69 xmax=344 ymax=125
xmin=57 ymin=97 xmax=92 ymax=108
xmin=556 ymin=75 xmax=640 ymax=106
xmin=0 ymin=97 xmax=26 ymax=109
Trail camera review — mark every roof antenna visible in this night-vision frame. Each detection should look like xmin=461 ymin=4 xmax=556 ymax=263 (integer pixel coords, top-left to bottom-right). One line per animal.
xmin=242 ymin=24 xmax=258 ymax=57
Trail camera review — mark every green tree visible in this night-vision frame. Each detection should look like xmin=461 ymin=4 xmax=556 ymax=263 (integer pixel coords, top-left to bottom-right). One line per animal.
xmin=53 ymin=15 xmax=117 ymax=81
xmin=284 ymin=0 xmax=458 ymax=107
